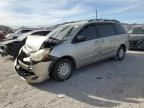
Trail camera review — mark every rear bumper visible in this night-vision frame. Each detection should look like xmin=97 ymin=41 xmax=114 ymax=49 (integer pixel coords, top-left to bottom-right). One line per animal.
xmin=14 ymin=58 xmax=53 ymax=83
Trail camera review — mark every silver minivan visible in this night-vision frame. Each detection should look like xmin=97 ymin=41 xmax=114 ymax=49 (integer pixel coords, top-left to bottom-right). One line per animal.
xmin=14 ymin=19 xmax=129 ymax=83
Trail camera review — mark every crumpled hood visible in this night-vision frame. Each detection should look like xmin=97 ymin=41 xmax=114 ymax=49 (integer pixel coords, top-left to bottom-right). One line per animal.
xmin=25 ymin=35 xmax=48 ymax=52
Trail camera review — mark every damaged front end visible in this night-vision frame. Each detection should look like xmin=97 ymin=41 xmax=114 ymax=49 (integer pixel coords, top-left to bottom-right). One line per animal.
xmin=15 ymin=24 xmax=74 ymax=83
xmin=14 ymin=44 xmax=58 ymax=83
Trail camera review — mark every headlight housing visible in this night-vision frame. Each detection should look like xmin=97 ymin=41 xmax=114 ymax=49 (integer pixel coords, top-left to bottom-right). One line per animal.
xmin=30 ymin=49 xmax=50 ymax=62
xmin=23 ymin=49 xmax=51 ymax=63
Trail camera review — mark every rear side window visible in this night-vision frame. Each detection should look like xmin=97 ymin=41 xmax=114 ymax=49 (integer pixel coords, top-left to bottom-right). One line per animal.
xmin=114 ymin=23 xmax=126 ymax=34
xmin=79 ymin=25 xmax=97 ymax=41
xmin=31 ymin=31 xmax=50 ymax=36
xmin=97 ymin=23 xmax=115 ymax=37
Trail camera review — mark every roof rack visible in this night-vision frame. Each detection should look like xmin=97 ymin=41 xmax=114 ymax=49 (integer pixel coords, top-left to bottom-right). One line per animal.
xmin=63 ymin=20 xmax=87 ymax=24
xmin=88 ymin=19 xmax=120 ymax=22
xmin=61 ymin=19 xmax=120 ymax=25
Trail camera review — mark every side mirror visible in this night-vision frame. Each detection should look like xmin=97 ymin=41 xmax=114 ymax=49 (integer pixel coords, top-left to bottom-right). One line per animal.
xmin=75 ymin=35 xmax=86 ymax=43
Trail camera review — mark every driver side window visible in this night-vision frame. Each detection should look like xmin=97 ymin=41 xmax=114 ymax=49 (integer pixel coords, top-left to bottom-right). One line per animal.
xmin=78 ymin=25 xmax=97 ymax=41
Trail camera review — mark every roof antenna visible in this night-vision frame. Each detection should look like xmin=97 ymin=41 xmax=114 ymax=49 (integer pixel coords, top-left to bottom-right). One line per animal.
xmin=96 ymin=9 xmax=98 ymax=20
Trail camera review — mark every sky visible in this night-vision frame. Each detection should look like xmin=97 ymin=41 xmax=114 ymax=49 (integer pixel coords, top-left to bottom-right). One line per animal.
xmin=0 ymin=0 xmax=144 ymax=26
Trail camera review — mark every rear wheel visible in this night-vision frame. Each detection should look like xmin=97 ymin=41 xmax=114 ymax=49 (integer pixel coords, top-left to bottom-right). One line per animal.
xmin=51 ymin=59 xmax=74 ymax=81
xmin=114 ymin=46 xmax=126 ymax=61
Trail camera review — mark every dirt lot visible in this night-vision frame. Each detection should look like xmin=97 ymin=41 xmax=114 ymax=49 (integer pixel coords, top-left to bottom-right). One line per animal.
xmin=0 ymin=51 xmax=144 ymax=108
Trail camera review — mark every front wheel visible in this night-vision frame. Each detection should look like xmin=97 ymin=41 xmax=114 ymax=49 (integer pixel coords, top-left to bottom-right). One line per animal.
xmin=51 ymin=59 xmax=74 ymax=81
xmin=114 ymin=46 xmax=126 ymax=61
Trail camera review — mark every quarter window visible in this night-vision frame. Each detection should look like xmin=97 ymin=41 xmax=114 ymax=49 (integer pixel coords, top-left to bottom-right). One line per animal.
xmin=114 ymin=23 xmax=126 ymax=34
xmin=97 ymin=24 xmax=115 ymax=37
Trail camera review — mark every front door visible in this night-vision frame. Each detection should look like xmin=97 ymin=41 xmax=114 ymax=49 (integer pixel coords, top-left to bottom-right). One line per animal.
xmin=73 ymin=24 xmax=101 ymax=67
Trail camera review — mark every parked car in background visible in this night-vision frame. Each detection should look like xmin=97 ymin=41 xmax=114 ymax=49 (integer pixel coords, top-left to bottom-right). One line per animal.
xmin=6 ymin=29 xmax=34 ymax=40
xmin=0 ymin=25 xmax=14 ymax=41
xmin=15 ymin=19 xmax=129 ymax=83
xmin=128 ymin=27 xmax=144 ymax=49
xmin=0 ymin=30 xmax=51 ymax=58
xmin=0 ymin=31 xmax=6 ymax=41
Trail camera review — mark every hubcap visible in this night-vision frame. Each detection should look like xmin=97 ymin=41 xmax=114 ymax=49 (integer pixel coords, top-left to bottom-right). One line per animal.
xmin=57 ymin=63 xmax=71 ymax=79
xmin=119 ymin=48 xmax=124 ymax=58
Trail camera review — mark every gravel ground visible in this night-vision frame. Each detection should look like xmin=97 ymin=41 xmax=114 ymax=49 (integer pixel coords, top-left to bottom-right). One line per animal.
xmin=0 ymin=51 xmax=144 ymax=108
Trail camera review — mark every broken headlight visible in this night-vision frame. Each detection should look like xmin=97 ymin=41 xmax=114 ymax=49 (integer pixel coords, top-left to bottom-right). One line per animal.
xmin=30 ymin=49 xmax=50 ymax=62
xmin=23 ymin=49 xmax=50 ymax=63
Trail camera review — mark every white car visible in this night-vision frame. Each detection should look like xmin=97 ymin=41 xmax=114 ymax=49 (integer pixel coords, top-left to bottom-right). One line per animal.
xmin=6 ymin=29 xmax=34 ymax=40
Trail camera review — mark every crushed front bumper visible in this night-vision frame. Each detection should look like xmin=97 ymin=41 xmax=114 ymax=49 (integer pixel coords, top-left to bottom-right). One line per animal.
xmin=14 ymin=58 xmax=53 ymax=83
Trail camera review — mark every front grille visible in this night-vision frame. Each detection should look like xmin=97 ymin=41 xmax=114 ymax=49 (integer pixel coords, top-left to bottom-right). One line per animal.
xmin=16 ymin=67 xmax=34 ymax=77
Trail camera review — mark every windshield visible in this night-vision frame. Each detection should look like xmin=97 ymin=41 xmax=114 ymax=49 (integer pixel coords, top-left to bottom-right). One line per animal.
xmin=47 ymin=24 xmax=79 ymax=41
xmin=128 ymin=27 xmax=144 ymax=34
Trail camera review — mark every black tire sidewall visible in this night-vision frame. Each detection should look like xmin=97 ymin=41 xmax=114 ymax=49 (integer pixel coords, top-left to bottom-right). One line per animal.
xmin=116 ymin=46 xmax=125 ymax=61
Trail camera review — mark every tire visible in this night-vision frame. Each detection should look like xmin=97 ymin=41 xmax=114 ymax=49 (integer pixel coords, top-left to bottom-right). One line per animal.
xmin=114 ymin=46 xmax=126 ymax=61
xmin=51 ymin=59 xmax=74 ymax=81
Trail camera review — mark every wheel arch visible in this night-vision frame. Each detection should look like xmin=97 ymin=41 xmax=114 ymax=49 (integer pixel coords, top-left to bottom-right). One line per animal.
xmin=120 ymin=44 xmax=126 ymax=52
xmin=58 ymin=56 xmax=76 ymax=69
